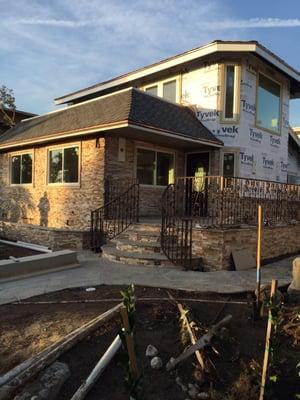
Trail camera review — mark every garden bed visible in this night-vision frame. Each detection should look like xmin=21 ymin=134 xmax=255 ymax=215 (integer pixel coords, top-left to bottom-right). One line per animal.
xmin=0 ymin=285 xmax=299 ymax=399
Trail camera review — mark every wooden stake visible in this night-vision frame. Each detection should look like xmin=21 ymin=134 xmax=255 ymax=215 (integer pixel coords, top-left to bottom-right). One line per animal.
xmin=256 ymin=204 xmax=262 ymax=312
xmin=259 ymin=279 xmax=278 ymax=400
xmin=120 ymin=306 xmax=139 ymax=378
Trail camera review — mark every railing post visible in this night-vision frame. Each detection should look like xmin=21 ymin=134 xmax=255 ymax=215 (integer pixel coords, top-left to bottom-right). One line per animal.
xmin=136 ymin=183 xmax=139 ymax=222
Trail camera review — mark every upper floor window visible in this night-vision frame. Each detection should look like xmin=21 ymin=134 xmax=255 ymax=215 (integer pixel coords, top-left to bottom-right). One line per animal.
xmin=222 ymin=64 xmax=240 ymax=122
xmin=144 ymin=79 xmax=178 ymax=103
xmin=48 ymin=145 xmax=79 ymax=184
xmin=145 ymin=85 xmax=158 ymax=96
xmin=11 ymin=152 xmax=33 ymax=185
xmin=136 ymin=148 xmax=174 ymax=186
xmin=256 ymin=73 xmax=281 ymax=134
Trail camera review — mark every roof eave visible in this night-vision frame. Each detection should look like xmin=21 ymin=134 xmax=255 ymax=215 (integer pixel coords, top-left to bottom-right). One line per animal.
xmin=55 ymin=41 xmax=300 ymax=105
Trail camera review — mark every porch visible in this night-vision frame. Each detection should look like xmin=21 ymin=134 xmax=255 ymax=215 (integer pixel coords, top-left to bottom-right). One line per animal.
xmin=91 ymin=176 xmax=300 ymax=271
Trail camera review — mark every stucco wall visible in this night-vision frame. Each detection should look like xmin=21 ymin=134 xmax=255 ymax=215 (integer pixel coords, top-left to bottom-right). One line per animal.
xmin=0 ymin=138 xmax=105 ymax=231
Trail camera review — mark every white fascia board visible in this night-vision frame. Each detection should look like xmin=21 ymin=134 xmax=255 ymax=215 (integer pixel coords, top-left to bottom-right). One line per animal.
xmin=55 ymin=42 xmax=300 ymax=105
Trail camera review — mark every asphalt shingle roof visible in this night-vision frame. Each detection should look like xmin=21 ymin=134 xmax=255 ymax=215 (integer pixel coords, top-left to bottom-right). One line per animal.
xmin=0 ymin=88 xmax=222 ymax=148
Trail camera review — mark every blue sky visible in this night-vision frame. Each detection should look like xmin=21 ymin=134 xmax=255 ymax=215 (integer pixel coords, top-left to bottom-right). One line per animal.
xmin=1 ymin=0 xmax=300 ymax=125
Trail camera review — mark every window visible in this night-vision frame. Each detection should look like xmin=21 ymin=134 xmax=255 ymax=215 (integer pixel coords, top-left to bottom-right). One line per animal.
xmin=163 ymin=80 xmax=176 ymax=103
xmin=223 ymin=153 xmax=235 ymax=178
xmin=11 ymin=153 xmax=33 ymax=184
xmin=145 ymin=85 xmax=158 ymax=96
xmin=222 ymin=64 xmax=240 ymax=121
xmin=136 ymin=148 xmax=174 ymax=186
xmin=48 ymin=146 xmax=79 ymax=184
xmin=256 ymin=73 xmax=281 ymax=134
xmin=144 ymin=79 xmax=178 ymax=103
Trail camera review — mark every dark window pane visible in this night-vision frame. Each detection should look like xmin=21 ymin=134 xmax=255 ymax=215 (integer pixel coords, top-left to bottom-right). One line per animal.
xmin=49 ymin=149 xmax=63 ymax=183
xmin=257 ymin=74 xmax=280 ymax=133
xmin=223 ymin=153 xmax=235 ymax=178
xmin=145 ymin=85 xmax=158 ymax=96
xmin=21 ymin=153 xmax=32 ymax=184
xmin=225 ymin=65 xmax=235 ymax=119
xmin=137 ymin=149 xmax=155 ymax=185
xmin=163 ymin=80 xmax=176 ymax=103
xmin=64 ymin=147 xmax=79 ymax=183
xmin=11 ymin=155 xmax=21 ymax=184
xmin=157 ymin=152 xmax=174 ymax=186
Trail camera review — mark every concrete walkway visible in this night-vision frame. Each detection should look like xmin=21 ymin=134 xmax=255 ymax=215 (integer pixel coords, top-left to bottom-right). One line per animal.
xmin=0 ymin=252 xmax=297 ymax=305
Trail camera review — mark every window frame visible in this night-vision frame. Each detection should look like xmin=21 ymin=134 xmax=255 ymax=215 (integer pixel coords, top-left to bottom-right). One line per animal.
xmin=9 ymin=149 xmax=34 ymax=186
xmin=220 ymin=63 xmax=241 ymax=123
xmin=143 ymin=76 xmax=180 ymax=103
xmin=255 ymin=71 xmax=282 ymax=135
xmin=220 ymin=149 xmax=239 ymax=177
xmin=47 ymin=142 xmax=81 ymax=187
xmin=135 ymin=145 xmax=175 ymax=187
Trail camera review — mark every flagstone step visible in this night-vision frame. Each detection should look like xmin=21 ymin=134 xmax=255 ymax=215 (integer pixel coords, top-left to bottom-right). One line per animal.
xmin=112 ymin=239 xmax=161 ymax=254
xmin=121 ymin=230 xmax=161 ymax=243
xmin=101 ymin=244 xmax=173 ymax=267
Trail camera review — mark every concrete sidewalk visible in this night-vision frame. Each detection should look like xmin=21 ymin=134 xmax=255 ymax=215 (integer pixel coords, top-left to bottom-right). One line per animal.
xmin=0 ymin=251 xmax=296 ymax=305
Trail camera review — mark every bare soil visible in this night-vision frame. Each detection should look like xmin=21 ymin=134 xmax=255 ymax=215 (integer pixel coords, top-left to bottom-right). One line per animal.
xmin=0 ymin=243 xmax=41 ymax=260
xmin=0 ymin=285 xmax=299 ymax=400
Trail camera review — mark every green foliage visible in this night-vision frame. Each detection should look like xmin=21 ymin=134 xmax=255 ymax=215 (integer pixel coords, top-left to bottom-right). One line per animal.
xmin=0 ymin=85 xmax=15 ymax=110
xmin=121 ymin=283 xmax=136 ymax=330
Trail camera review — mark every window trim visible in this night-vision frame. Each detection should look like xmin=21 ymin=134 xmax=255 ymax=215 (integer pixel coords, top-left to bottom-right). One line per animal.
xmin=47 ymin=142 xmax=81 ymax=187
xmin=135 ymin=145 xmax=175 ymax=188
xmin=9 ymin=149 xmax=34 ymax=186
xmin=255 ymin=71 xmax=282 ymax=136
xmin=220 ymin=63 xmax=241 ymax=123
xmin=143 ymin=76 xmax=180 ymax=103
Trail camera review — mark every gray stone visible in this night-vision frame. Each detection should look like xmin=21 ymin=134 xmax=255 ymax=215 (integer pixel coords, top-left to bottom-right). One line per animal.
xmin=150 ymin=356 xmax=163 ymax=369
xmin=288 ymin=258 xmax=300 ymax=299
xmin=188 ymin=383 xmax=199 ymax=399
xmin=14 ymin=361 xmax=70 ymax=400
xmin=146 ymin=344 xmax=158 ymax=357
xmin=197 ymin=392 xmax=210 ymax=399
xmin=176 ymin=377 xmax=188 ymax=392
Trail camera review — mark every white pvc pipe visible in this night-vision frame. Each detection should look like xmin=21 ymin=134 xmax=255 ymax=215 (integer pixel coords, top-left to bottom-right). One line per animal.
xmin=0 ymin=239 xmax=52 ymax=253
xmin=70 ymin=335 xmax=122 ymax=400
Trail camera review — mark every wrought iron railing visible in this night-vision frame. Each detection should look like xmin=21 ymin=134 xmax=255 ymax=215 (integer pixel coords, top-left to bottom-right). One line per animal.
xmin=161 ymin=176 xmax=300 ymax=267
xmin=90 ymin=180 xmax=139 ymax=251
xmin=161 ymin=184 xmax=193 ymax=268
xmin=175 ymin=176 xmax=300 ymax=226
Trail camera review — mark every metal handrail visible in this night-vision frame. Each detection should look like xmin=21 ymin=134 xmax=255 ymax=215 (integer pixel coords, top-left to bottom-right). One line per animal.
xmin=90 ymin=181 xmax=139 ymax=251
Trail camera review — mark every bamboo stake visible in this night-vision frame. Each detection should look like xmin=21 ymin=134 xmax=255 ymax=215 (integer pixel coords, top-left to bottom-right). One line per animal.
xmin=70 ymin=335 xmax=122 ymax=400
xmin=120 ymin=306 xmax=139 ymax=378
xmin=256 ymin=204 xmax=262 ymax=313
xmin=177 ymin=302 xmax=205 ymax=370
xmin=259 ymin=279 xmax=278 ymax=400
xmin=0 ymin=303 xmax=122 ymax=399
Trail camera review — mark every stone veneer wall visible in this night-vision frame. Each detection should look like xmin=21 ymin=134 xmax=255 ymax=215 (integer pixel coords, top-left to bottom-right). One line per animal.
xmin=0 ymin=138 xmax=105 ymax=231
xmin=0 ymin=220 xmax=87 ymax=250
xmin=193 ymin=223 xmax=300 ymax=271
xmin=104 ymin=135 xmax=186 ymax=216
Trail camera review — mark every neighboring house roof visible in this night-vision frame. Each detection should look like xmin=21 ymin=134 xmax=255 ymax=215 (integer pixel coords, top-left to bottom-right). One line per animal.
xmin=0 ymin=88 xmax=222 ymax=150
xmin=55 ymin=40 xmax=300 ymax=105
xmin=0 ymin=108 xmax=37 ymax=134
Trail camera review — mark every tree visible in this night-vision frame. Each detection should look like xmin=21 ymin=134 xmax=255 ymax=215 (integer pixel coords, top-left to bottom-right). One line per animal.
xmin=0 ymin=85 xmax=16 ymax=126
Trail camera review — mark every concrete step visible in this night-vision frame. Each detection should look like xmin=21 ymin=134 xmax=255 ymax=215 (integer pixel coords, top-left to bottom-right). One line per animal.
xmin=101 ymin=244 xmax=173 ymax=267
xmin=112 ymin=239 xmax=161 ymax=254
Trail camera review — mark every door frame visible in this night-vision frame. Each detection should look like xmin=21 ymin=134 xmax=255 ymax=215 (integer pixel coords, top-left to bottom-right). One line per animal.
xmin=184 ymin=150 xmax=212 ymax=177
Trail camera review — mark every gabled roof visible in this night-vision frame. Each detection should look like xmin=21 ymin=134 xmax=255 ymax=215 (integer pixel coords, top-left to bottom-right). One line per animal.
xmin=0 ymin=88 xmax=222 ymax=150
xmin=55 ymin=40 xmax=300 ymax=105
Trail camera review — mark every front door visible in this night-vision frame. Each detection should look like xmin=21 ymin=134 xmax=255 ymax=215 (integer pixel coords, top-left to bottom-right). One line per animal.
xmin=186 ymin=152 xmax=210 ymax=217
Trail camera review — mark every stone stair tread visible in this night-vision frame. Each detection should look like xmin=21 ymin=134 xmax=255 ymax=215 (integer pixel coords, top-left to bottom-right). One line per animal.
xmin=111 ymin=239 xmax=161 ymax=248
xmin=102 ymin=244 xmax=168 ymax=261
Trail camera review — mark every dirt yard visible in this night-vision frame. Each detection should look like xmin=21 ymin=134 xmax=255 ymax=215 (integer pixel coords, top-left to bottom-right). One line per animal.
xmin=0 ymin=285 xmax=299 ymax=400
